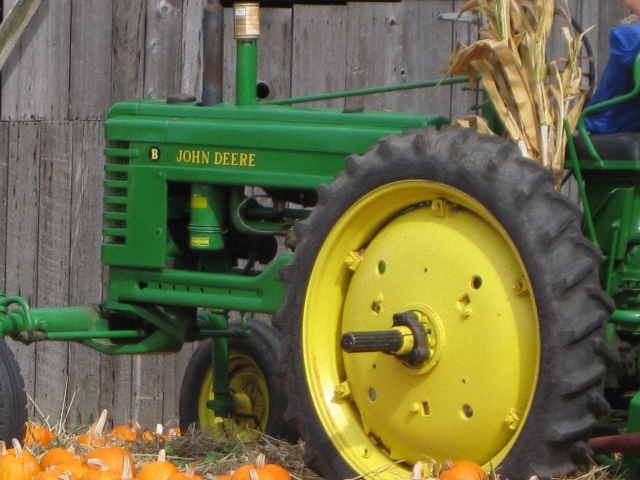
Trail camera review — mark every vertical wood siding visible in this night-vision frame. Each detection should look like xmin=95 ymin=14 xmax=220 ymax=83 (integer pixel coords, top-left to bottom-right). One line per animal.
xmin=0 ymin=0 xmax=611 ymax=429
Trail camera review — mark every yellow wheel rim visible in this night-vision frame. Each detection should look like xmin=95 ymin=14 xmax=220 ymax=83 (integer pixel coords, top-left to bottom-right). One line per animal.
xmin=197 ymin=352 xmax=270 ymax=440
xmin=303 ymin=180 xmax=539 ymax=475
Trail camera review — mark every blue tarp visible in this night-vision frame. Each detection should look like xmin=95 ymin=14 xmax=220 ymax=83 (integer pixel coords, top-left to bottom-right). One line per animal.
xmin=585 ymin=22 xmax=640 ymax=134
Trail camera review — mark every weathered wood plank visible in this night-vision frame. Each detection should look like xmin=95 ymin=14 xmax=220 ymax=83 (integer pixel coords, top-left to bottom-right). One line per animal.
xmin=291 ymin=5 xmax=348 ymax=109
xmin=181 ymin=0 xmax=206 ymax=99
xmin=5 ymin=122 xmax=40 ymax=305
xmin=450 ymin=0 xmax=479 ymax=121
xmin=398 ymin=0 xmax=456 ymax=116
xmin=0 ymin=0 xmax=44 ymax=73
xmin=111 ymin=0 xmax=147 ymax=103
xmin=344 ymin=2 xmax=404 ymax=112
xmin=163 ymin=345 xmax=195 ymax=425
xmin=37 ymin=122 xmax=72 ymax=308
xmin=69 ymin=3 xmax=113 ymax=120
xmin=109 ymin=356 xmax=133 ymax=427
xmin=69 ymin=121 xmax=104 ymax=314
xmin=576 ymin=0 xmax=600 ymax=85
xmin=67 ymin=121 xmax=106 ymax=427
xmin=132 ymin=354 xmax=165 ymax=430
xmin=259 ymin=9 xmax=293 ymax=100
xmin=33 ymin=122 xmax=73 ymax=424
xmin=597 ymin=1 xmax=629 ymax=79
xmin=145 ymin=0 xmax=184 ymax=99
xmin=0 ymin=123 xmax=9 ymax=290
xmin=5 ymin=122 xmax=41 ymax=414
xmin=1 ymin=0 xmax=71 ymax=120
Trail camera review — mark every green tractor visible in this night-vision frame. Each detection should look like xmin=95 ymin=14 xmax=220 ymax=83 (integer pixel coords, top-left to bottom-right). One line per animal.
xmin=0 ymin=2 xmax=638 ymax=479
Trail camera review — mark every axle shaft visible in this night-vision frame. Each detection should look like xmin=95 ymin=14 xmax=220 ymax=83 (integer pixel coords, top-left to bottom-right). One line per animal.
xmin=340 ymin=328 xmax=407 ymax=353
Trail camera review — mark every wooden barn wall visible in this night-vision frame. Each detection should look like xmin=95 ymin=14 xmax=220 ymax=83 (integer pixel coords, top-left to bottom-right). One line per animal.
xmin=0 ymin=0 xmax=611 ymax=429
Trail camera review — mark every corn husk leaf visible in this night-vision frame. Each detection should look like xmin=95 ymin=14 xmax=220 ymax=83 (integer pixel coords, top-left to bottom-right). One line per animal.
xmin=444 ymin=0 xmax=590 ymax=188
xmin=452 ymin=115 xmax=495 ymax=135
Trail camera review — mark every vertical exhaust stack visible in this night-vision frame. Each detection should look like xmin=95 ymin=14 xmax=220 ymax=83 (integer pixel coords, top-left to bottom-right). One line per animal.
xmin=234 ymin=3 xmax=260 ymax=106
xmin=202 ymin=0 xmax=224 ymax=106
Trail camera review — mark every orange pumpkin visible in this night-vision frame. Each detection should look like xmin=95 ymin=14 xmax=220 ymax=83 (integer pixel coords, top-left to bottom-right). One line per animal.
xmin=40 ymin=447 xmax=82 ymax=470
xmin=0 ymin=439 xmax=42 ymax=480
xmin=35 ymin=466 xmax=80 ymax=480
xmin=167 ymin=464 xmax=204 ymax=480
xmin=141 ymin=423 xmax=164 ymax=443
xmin=230 ymin=453 xmax=290 ymax=480
xmin=137 ymin=449 xmax=179 ymax=480
xmin=439 ymin=461 xmax=487 ymax=480
xmin=109 ymin=421 xmax=141 ymax=445
xmin=83 ymin=445 xmax=136 ymax=478
xmin=24 ymin=423 xmax=57 ymax=447
xmin=163 ymin=427 xmax=181 ymax=441
xmin=43 ymin=464 xmax=89 ymax=480
xmin=0 ymin=440 xmax=12 ymax=468
xmin=77 ymin=410 xmax=109 ymax=447
xmin=80 ymin=459 xmax=120 ymax=480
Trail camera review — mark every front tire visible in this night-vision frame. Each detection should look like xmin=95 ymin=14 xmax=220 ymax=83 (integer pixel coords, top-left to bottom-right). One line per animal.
xmin=0 ymin=338 xmax=27 ymax=443
xmin=274 ymin=126 xmax=614 ymax=480
xmin=179 ymin=318 xmax=290 ymax=440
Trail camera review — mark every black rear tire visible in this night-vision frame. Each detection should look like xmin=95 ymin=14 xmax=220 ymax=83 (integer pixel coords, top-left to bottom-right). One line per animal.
xmin=179 ymin=318 xmax=291 ymax=440
xmin=274 ymin=125 xmax=614 ymax=480
xmin=0 ymin=338 xmax=26 ymax=443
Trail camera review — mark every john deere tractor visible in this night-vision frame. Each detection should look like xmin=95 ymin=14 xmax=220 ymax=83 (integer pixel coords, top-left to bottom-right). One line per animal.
xmin=0 ymin=2 xmax=639 ymax=479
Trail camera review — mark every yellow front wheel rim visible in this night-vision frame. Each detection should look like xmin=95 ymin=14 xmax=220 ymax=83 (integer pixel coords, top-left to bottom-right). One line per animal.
xmin=303 ymin=180 xmax=539 ymax=474
xmin=197 ymin=353 xmax=270 ymax=440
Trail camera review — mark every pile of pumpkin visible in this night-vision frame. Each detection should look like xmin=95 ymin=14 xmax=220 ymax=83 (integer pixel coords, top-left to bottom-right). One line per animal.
xmin=5 ymin=409 xmax=491 ymax=480
xmin=3 ymin=410 xmax=294 ymax=480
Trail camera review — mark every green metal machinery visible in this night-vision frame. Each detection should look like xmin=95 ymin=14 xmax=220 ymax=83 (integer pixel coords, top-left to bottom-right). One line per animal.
xmin=2 ymin=2 xmax=640 ymax=479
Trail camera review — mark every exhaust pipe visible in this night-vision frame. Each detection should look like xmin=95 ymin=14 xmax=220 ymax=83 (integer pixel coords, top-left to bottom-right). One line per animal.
xmin=202 ymin=0 xmax=224 ymax=106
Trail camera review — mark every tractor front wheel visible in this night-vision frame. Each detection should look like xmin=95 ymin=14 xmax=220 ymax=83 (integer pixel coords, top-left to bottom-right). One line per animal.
xmin=179 ymin=318 xmax=290 ymax=440
xmin=274 ymin=126 xmax=614 ymax=480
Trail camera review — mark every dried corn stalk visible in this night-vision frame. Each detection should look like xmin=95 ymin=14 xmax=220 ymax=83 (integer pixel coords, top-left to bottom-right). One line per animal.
xmin=445 ymin=0 xmax=590 ymax=188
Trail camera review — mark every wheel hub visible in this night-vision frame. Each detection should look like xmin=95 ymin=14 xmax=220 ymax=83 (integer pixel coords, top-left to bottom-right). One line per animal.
xmin=199 ymin=353 xmax=269 ymax=439
xmin=340 ymin=311 xmax=432 ymax=368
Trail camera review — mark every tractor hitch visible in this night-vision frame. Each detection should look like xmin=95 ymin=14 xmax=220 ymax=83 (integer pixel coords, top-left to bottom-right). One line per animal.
xmin=340 ymin=311 xmax=429 ymax=367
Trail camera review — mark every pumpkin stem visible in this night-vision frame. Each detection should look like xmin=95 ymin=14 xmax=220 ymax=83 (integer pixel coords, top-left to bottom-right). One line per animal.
xmin=412 ymin=462 xmax=426 ymax=480
xmin=412 ymin=459 xmax=436 ymax=480
xmin=184 ymin=463 xmax=199 ymax=479
xmin=158 ymin=448 xmax=167 ymax=462
xmin=249 ymin=468 xmax=260 ymax=480
xmin=122 ymin=455 xmax=133 ymax=479
xmin=89 ymin=409 xmax=109 ymax=440
xmin=130 ymin=420 xmax=143 ymax=436
xmin=11 ymin=438 xmax=23 ymax=459
xmin=255 ymin=452 xmax=266 ymax=469
xmin=85 ymin=458 xmax=111 ymax=471
xmin=0 ymin=440 xmax=7 ymax=456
